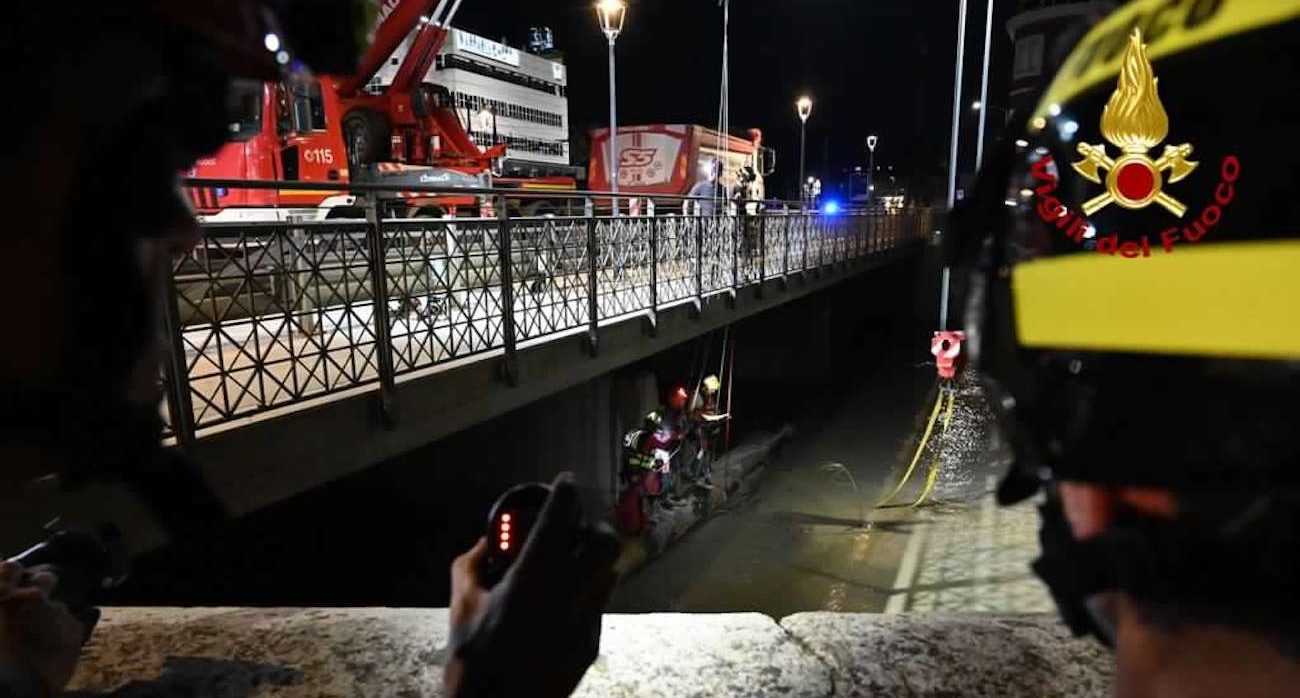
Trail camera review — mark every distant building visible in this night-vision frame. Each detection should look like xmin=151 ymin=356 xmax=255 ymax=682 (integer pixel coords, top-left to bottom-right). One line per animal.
xmin=1005 ymin=0 xmax=1115 ymax=117
xmin=370 ymin=27 xmax=579 ymax=180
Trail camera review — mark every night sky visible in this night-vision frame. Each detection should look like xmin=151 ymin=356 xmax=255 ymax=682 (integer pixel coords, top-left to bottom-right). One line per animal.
xmin=454 ymin=0 xmax=1015 ymax=201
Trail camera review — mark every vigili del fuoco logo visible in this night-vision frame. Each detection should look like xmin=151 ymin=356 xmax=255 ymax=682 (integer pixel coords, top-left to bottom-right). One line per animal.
xmin=1029 ymin=29 xmax=1241 ymax=259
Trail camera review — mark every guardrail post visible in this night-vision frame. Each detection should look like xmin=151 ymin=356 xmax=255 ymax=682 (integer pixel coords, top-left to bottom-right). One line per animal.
xmin=161 ymin=266 xmax=196 ymax=449
xmin=780 ymin=213 xmax=789 ymax=289
xmin=801 ymin=209 xmax=810 ymax=281
xmin=819 ymin=213 xmax=828 ymax=277
xmin=694 ymin=214 xmax=704 ymax=317
xmin=855 ymin=215 xmax=865 ymax=263
xmin=497 ymin=194 xmax=520 ymax=383
xmin=873 ymin=212 xmax=882 ymax=255
xmin=756 ymin=210 xmax=766 ymax=299
xmin=366 ymin=199 xmax=399 ymax=427
xmin=585 ymin=196 xmax=600 ymax=355
xmin=647 ymin=215 xmax=658 ymax=336
xmin=728 ymin=213 xmax=739 ymax=308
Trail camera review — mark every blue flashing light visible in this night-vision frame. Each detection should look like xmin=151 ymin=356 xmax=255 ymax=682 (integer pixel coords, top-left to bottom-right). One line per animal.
xmin=822 ymin=199 xmax=842 ymax=215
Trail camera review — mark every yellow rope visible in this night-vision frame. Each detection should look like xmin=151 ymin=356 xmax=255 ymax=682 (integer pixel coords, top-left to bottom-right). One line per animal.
xmin=910 ymin=388 xmax=957 ymax=507
xmin=880 ymin=386 xmax=946 ymax=506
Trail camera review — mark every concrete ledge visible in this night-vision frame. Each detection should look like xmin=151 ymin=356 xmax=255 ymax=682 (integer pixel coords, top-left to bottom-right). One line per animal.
xmin=781 ymin=613 xmax=1114 ymax=697
xmin=69 ymin=608 xmax=1111 ymax=697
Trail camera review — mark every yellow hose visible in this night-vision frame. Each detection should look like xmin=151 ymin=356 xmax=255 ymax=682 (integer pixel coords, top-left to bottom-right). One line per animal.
xmin=911 ymin=388 xmax=957 ymax=507
xmin=879 ymin=386 xmax=946 ymax=506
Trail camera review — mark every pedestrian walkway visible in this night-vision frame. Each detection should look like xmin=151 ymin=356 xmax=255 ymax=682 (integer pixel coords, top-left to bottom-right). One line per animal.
xmin=882 ymin=475 xmax=1053 ymax=614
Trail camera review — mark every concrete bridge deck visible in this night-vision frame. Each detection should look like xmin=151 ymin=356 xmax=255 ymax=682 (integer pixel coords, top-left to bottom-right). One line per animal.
xmin=8 ymin=209 xmax=935 ymax=557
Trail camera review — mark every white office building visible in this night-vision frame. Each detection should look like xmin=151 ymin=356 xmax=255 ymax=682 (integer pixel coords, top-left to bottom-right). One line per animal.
xmin=371 ymin=27 xmax=576 ymax=179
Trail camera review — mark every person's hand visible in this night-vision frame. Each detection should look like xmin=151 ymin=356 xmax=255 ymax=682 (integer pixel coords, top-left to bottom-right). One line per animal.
xmin=444 ymin=473 xmax=621 ymax=698
xmin=0 ymin=560 xmax=91 ymax=694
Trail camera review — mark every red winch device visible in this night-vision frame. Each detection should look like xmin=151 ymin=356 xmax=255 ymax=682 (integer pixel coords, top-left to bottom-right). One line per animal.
xmin=931 ymin=331 xmax=967 ymax=380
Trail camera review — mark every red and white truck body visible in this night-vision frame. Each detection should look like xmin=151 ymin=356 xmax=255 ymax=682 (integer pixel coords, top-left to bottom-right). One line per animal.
xmin=587 ymin=124 xmax=774 ymax=203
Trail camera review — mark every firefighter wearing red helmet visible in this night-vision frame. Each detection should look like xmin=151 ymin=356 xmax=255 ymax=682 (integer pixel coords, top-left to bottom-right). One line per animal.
xmin=0 ymin=3 xmax=616 ymax=698
xmin=951 ymin=0 xmax=1300 ymax=693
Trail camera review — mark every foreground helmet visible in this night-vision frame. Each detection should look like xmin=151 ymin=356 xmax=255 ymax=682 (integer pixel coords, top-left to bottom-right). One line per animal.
xmin=950 ymin=0 xmax=1300 ymax=639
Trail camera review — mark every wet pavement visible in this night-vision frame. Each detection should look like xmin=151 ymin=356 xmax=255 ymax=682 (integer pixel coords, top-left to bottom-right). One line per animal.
xmin=609 ymin=367 xmax=1053 ymax=617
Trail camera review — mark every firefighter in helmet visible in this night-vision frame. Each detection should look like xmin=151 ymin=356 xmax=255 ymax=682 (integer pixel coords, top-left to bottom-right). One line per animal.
xmin=951 ymin=1 xmax=1300 ymax=693
xmin=688 ymin=376 xmax=731 ymax=485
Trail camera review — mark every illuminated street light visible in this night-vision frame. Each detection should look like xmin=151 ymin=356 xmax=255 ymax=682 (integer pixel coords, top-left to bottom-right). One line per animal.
xmin=866 ymin=134 xmax=879 ymax=204
xmin=796 ymin=96 xmax=813 ymax=205
xmin=971 ymin=100 xmax=983 ymax=111
xmin=596 ymin=0 xmax=627 ymax=215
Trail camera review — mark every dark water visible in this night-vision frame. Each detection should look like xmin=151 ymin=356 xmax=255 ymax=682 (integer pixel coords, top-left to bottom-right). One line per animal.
xmin=106 ymin=258 xmax=931 ymax=608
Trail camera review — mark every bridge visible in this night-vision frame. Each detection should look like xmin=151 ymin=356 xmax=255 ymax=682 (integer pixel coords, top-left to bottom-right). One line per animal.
xmin=20 ymin=182 xmax=938 ymax=551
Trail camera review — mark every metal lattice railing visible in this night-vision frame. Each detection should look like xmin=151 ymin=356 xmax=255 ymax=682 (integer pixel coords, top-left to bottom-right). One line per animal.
xmin=161 ymin=186 xmax=934 ymax=442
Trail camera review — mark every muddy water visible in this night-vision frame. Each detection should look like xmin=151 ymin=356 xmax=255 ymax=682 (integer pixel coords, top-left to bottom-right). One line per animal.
xmin=609 ymin=361 xmax=953 ymax=616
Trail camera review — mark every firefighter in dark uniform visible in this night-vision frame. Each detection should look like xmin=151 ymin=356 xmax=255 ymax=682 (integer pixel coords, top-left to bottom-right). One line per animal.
xmin=952 ymin=1 xmax=1300 ymax=693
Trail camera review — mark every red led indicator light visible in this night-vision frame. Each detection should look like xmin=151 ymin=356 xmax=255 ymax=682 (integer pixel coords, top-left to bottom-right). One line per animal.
xmin=501 ymin=513 xmax=512 ymax=523
xmin=499 ymin=541 xmax=509 ymax=551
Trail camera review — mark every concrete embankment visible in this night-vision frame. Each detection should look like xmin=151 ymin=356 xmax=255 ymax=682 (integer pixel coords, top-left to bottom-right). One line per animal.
xmin=70 ymin=607 xmax=1112 ymax=696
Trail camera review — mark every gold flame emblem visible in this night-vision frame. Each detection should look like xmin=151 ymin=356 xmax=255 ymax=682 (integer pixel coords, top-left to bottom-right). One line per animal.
xmin=1072 ymin=29 xmax=1198 ymax=217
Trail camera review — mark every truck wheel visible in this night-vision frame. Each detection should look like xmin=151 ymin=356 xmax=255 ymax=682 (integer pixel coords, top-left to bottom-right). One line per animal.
xmin=343 ymin=109 xmax=390 ymax=169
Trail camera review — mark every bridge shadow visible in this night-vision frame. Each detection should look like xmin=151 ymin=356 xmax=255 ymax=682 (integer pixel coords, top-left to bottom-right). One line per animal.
xmin=69 ymin=656 xmax=303 ymax=697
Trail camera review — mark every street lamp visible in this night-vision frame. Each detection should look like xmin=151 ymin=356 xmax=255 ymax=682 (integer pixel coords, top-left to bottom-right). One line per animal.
xmin=596 ymin=0 xmax=627 ymax=215
xmin=796 ymin=96 xmax=812 ymax=205
xmin=866 ymin=134 xmax=878 ymax=203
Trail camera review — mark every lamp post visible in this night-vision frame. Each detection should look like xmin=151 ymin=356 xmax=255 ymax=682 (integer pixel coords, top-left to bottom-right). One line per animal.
xmin=975 ymin=0 xmax=994 ymax=172
xmin=596 ymin=0 xmax=627 ymax=215
xmin=866 ymin=134 xmax=878 ymax=203
xmin=971 ymin=101 xmax=1010 ymax=138
xmin=796 ymin=96 xmax=812 ymax=206
xmin=942 ymin=0 xmax=970 ymax=332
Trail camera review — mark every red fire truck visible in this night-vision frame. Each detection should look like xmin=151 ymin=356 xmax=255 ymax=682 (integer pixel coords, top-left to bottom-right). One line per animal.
xmin=186 ymin=0 xmax=568 ymax=221
xmin=588 ymin=124 xmax=776 ymax=208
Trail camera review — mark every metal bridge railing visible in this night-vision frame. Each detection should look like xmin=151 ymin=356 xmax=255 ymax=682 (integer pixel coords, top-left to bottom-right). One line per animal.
xmin=162 ymin=181 xmax=934 ymax=444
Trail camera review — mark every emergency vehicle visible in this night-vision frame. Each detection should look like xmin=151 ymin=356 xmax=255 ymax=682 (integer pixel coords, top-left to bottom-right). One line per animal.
xmin=185 ymin=0 xmax=555 ymax=222
xmin=587 ymin=124 xmax=776 ymax=208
